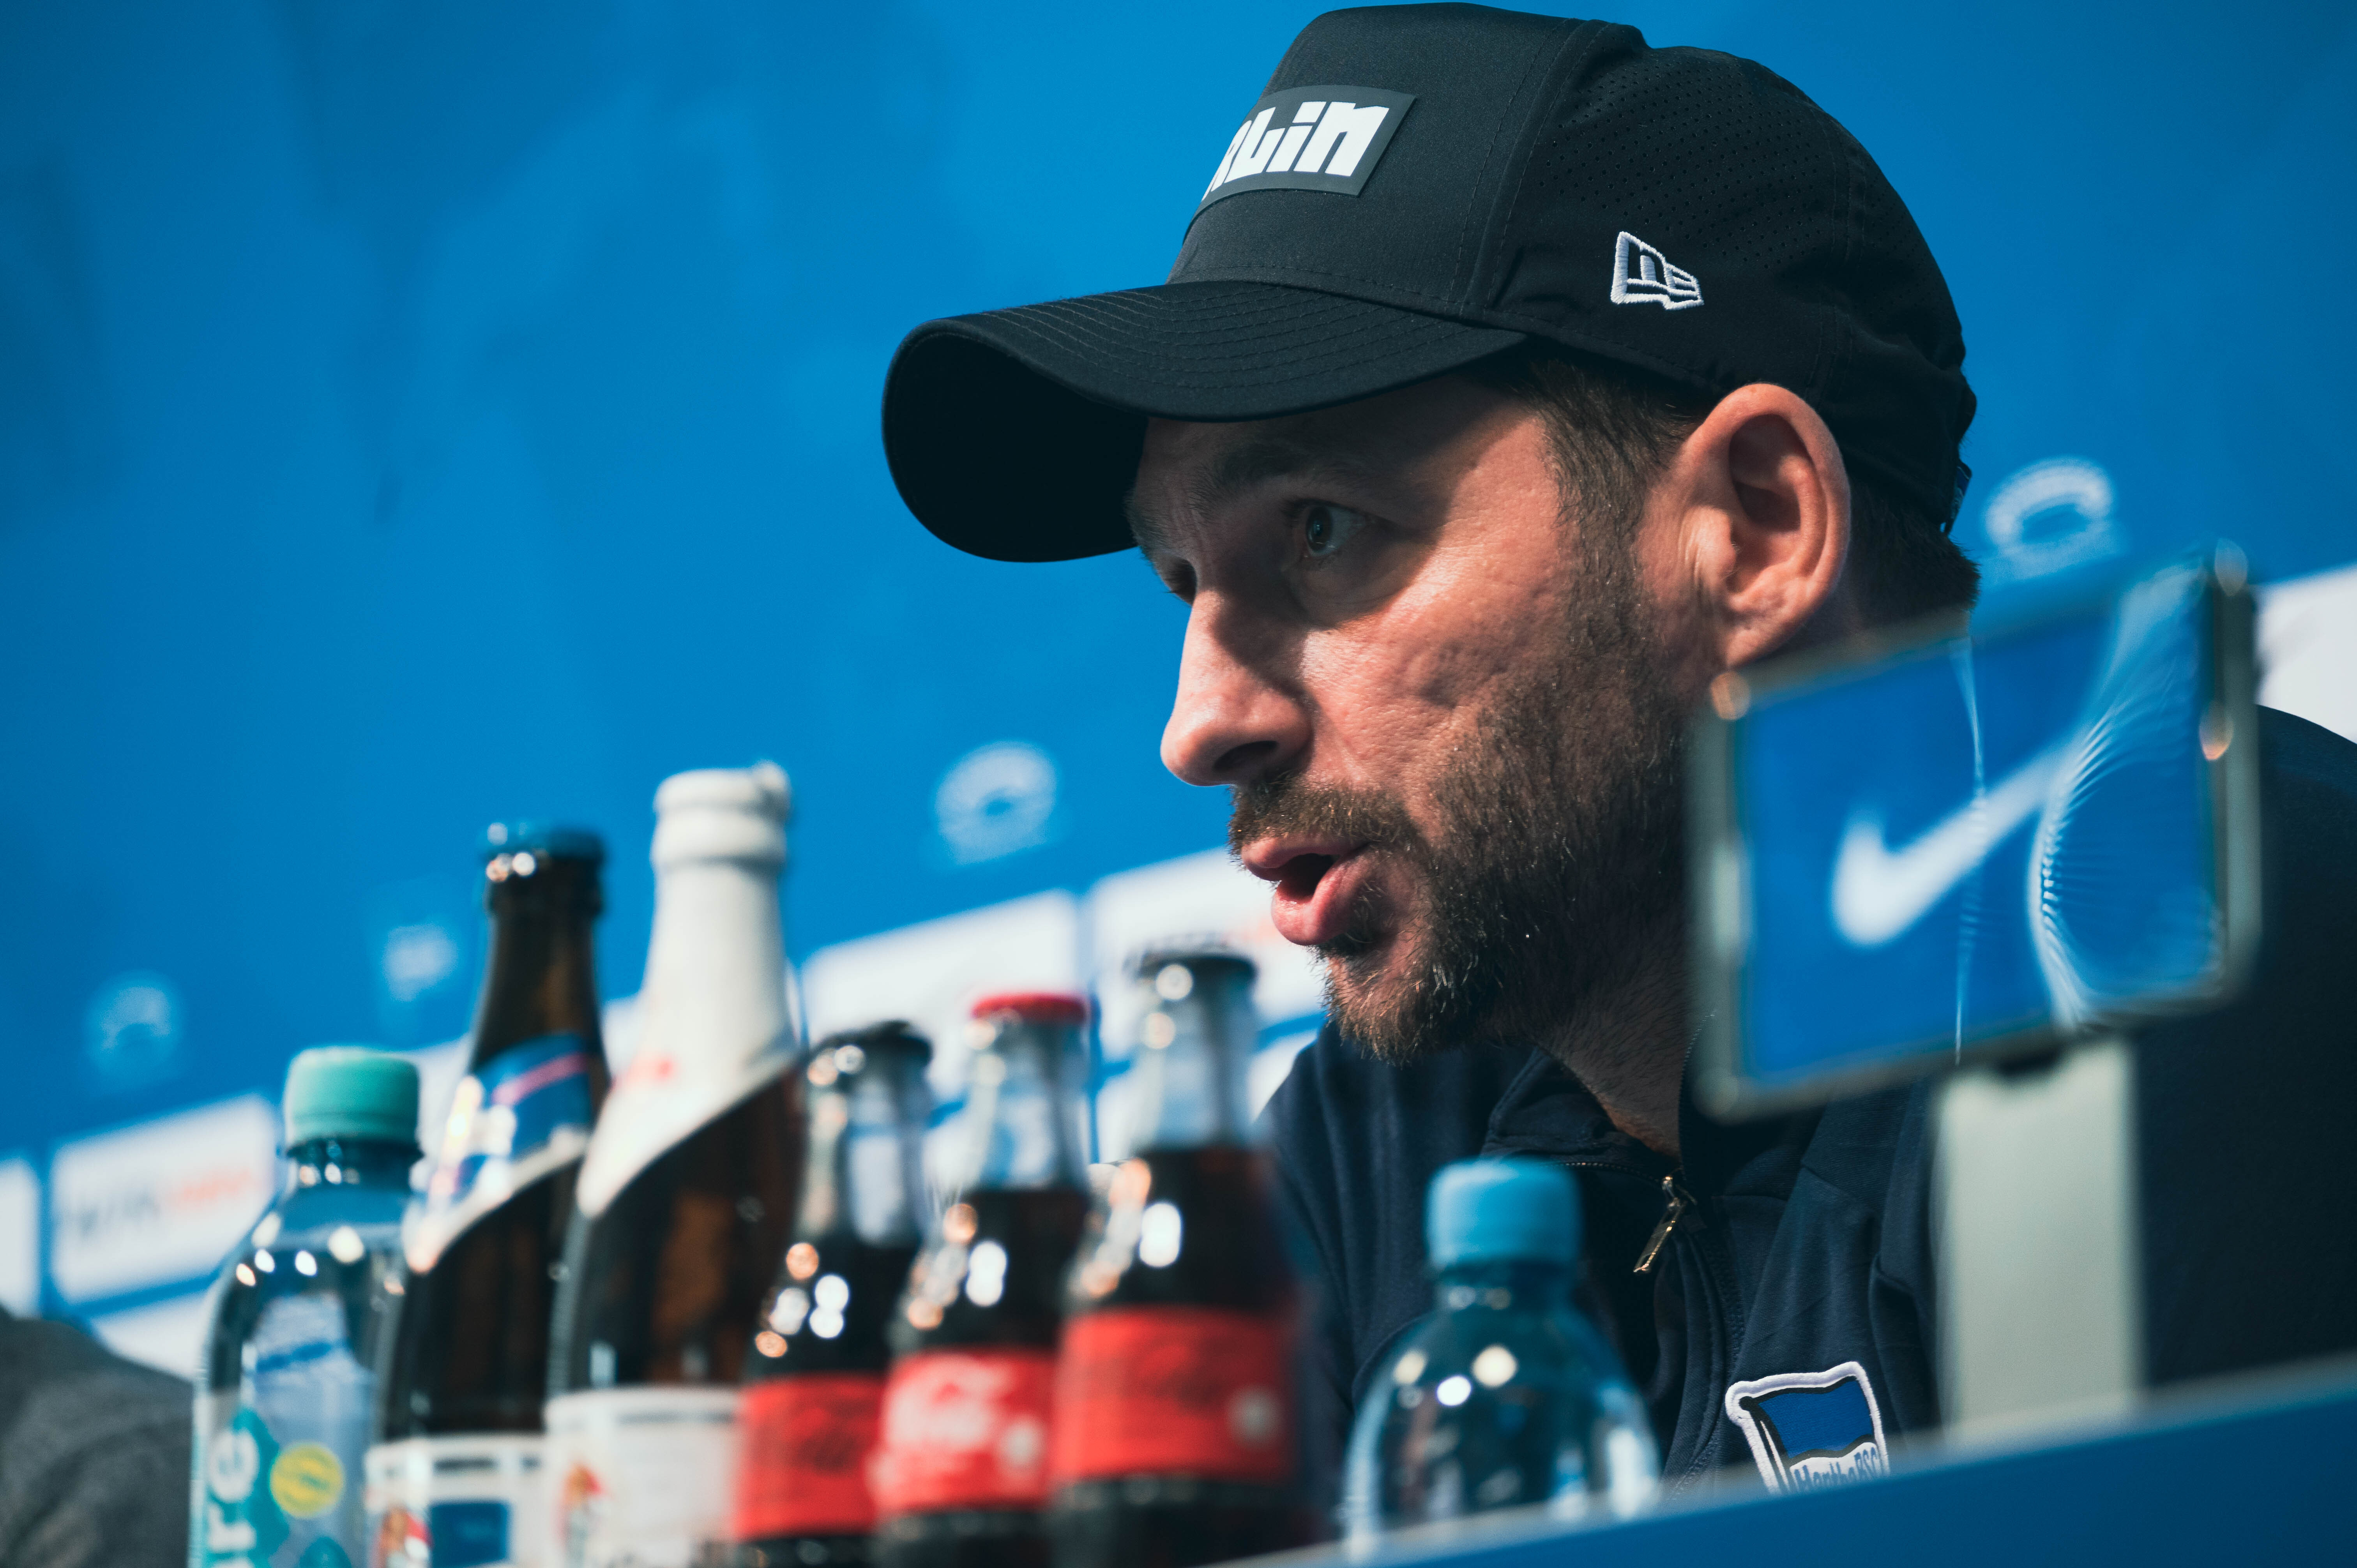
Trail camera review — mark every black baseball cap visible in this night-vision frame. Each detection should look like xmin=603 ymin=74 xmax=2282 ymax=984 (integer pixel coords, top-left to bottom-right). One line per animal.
xmin=882 ymin=3 xmax=1974 ymax=563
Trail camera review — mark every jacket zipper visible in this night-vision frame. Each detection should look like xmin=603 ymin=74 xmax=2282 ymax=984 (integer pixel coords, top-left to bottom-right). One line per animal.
xmin=1634 ymin=1172 xmax=1699 ymax=1275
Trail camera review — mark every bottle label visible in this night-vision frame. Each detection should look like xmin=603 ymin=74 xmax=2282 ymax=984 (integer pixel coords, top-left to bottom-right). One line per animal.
xmin=869 ymin=1349 xmax=1057 ymax=1516
xmin=575 ymin=1035 xmax=794 ymax=1220
xmin=362 ymin=1434 xmax=544 ymax=1568
xmin=408 ymin=1034 xmax=596 ymax=1271
xmin=1049 ymin=1307 xmax=1294 ymax=1485
xmin=543 ymin=1387 xmax=739 ymax=1568
xmin=730 ymin=1373 xmax=885 ymax=1540
xmin=197 ymin=1294 xmax=378 ymax=1566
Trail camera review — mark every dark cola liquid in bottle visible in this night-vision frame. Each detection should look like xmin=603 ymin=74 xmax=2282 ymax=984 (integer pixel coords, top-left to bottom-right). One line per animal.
xmin=1049 ymin=953 xmax=1306 ymax=1568
xmin=369 ymin=825 xmax=611 ymax=1568
xmin=545 ymin=765 xmax=804 ymax=1568
xmin=732 ymin=1023 xmax=935 ymax=1568
xmin=869 ymin=996 xmax=1092 ymax=1568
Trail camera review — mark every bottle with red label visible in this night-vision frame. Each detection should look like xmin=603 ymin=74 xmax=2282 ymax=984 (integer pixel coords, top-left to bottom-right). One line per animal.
xmin=1050 ymin=952 xmax=1307 ymax=1568
xmin=732 ymin=1022 xmax=935 ymax=1568
xmin=543 ymin=764 xmax=804 ymax=1568
xmin=870 ymin=995 xmax=1092 ymax=1568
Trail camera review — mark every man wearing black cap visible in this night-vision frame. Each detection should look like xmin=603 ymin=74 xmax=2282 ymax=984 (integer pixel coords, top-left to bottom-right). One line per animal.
xmin=882 ymin=3 xmax=2357 ymax=1506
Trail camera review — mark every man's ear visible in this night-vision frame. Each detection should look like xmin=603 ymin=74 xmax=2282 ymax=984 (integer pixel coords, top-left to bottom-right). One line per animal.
xmin=1655 ymin=383 xmax=1853 ymax=671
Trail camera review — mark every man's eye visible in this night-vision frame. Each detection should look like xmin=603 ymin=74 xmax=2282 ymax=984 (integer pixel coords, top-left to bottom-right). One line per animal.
xmin=1300 ymin=503 xmax=1368 ymax=561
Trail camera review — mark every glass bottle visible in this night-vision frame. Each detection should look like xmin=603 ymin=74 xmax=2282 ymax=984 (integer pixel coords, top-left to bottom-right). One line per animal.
xmin=1341 ymin=1160 xmax=1658 ymax=1539
xmin=1049 ymin=952 xmax=1305 ymax=1568
xmin=545 ymin=764 xmax=803 ymax=1568
xmin=733 ymin=1022 xmax=935 ymax=1568
xmin=194 ymin=1047 xmax=419 ymax=1568
xmin=869 ymin=996 xmax=1092 ymax=1568
xmin=369 ymin=826 xmax=611 ymax=1568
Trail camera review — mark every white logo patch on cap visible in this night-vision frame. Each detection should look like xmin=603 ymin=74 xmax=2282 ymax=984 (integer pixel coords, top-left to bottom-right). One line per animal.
xmin=1197 ymin=86 xmax=1415 ymax=211
xmin=1610 ymin=231 xmax=1703 ymax=311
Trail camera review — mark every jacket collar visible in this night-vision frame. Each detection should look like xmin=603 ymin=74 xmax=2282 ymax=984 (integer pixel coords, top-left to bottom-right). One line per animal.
xmin=1480 ymin=1045 xmax=1811 ymax=1195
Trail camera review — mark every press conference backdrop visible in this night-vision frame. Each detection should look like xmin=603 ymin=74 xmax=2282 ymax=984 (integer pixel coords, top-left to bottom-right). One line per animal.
xmin=2 ymin=0 xmax=2352 ymax=1371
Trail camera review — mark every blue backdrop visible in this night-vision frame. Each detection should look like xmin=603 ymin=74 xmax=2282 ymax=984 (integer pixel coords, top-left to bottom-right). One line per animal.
xmin=2 ymin=0 xmax=2351 ymax=1163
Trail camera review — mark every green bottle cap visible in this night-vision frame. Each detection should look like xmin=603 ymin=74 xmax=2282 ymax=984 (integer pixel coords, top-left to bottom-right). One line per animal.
xmin=283 ymin=1046 xmax=421 ymax=1148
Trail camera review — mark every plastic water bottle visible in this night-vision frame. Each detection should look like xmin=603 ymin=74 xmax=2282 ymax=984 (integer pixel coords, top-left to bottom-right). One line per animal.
xmin=191 ymin=1047 xmax=420 ymax=1568
xmin=1342 ymin=1160 xmax=1658 ymax=1540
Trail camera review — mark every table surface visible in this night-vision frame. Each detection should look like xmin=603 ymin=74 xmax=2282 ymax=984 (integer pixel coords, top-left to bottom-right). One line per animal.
xmin=1289 ymin=1359 xmax=2357 ymax=1568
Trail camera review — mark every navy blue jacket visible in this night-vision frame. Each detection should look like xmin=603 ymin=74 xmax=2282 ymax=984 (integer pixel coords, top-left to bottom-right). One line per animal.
xmin=1269 ymin=708 xmax=2357 ymax=1501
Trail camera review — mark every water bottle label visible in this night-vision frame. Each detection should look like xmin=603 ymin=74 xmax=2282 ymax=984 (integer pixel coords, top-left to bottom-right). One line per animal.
xmin=730 ymin=1373 xmax=885 ymax=1539
xmin=408 ymin=1034 xmax=595 ymax=1271
xmin=200 ymin=1406 xmax=292 ymax=1566
xmin=1048 ymin=1307 xmax=1293 ymax=1485
xmin=544 ymin=1387 xmax=739 ymax=1568
xmin=870 ymin=1349 xmax=1057 ymax=1515
xmin=362 ymin=1434 xmax=544 ymax=1568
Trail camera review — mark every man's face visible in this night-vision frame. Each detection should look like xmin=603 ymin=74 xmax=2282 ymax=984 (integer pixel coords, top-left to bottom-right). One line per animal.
xmin=1131 ymin=374 xmax=1696 ymax=1062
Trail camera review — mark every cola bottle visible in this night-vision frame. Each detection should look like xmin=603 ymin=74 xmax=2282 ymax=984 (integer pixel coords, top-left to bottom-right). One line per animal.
xmin=1049 ymin=952 xmax=1306 ymax=1568
xmin=869 ymin=996 xmax=1092 ymax=1568
xmin=544 ymin=765 xmax=804 ymax=1568
xmin=369 ymin=826 xmax=611 ymax=1568
xmin=732 ymin=1022 xmax=935 ymax=1568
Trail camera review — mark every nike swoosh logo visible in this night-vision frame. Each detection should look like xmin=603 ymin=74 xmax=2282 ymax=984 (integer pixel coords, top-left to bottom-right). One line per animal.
xmin=1831 ymin=742 xmax=2069 ymax=947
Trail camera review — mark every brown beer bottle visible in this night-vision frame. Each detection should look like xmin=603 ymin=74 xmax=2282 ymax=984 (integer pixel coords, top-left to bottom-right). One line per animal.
xmin=732 ymin=1022 xmax=935 ymax=1567
xmin=368 ymin=825 xmax=611 ymax=1566
xmin=1048 ymin=952 xmax=1306 ymax=1568
xmin=544 ymin=764 xmax=804 ymax=1568
xmin=869 ymin=996 xmax=1092 ymax=1568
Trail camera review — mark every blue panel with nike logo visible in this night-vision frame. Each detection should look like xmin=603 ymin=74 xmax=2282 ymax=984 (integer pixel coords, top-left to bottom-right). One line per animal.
xmin=1693 ymin=552 xmax=2257 ymax=1111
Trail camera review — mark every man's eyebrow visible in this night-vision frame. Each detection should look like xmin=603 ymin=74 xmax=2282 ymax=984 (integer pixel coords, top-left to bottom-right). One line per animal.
xmin=1125 ymin=435 xmax=1377 ymax=557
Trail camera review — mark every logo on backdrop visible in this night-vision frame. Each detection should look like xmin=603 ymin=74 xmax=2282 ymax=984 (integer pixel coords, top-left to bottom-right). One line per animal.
xmin=1197 ymin=87 xmax=1415 ymax=210
xmin=1609 ymin=232 xmax=1703 ymax=311
xmin=84 ymin=971 xmax=183 ymax=1093
xmin=1724 ymin=1362 xmax=1889 ymax=1492
xmin=935 ymin=742 xmax=1060 ymax=867
xmin=1977 ymin=457 xmax=2123 ymax=586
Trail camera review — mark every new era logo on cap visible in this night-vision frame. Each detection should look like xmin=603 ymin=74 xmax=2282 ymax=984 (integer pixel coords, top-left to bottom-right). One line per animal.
xmin=1610 ymin=231 xmax=1703 ymax=311
xmin=1198 ymin=86 xmax=1415 ymax=210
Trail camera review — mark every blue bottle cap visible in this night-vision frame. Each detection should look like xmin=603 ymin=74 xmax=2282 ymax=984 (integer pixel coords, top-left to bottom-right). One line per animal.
xmin=283 ymin=1046 xmax=421 ymax=1148
xmin=482 ymin=821 xmax=606 ymax=862
xmin=1427 ymin=1158 xmax=1580 ymax=1268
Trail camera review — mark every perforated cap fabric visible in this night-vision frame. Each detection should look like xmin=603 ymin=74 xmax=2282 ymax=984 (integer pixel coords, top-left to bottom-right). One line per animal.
xmin=883 ymin=3 xmax=1973 ymax=562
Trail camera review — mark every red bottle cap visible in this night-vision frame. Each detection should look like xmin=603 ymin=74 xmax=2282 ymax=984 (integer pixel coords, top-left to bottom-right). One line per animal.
xmin=969 ymin=992 xmax=1089 ymax=1026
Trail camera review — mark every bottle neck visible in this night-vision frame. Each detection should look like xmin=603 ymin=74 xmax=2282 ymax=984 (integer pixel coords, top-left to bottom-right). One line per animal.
xmin=284 ymin=1137 xmax=416 ymax=1192
xmin=962 ymin=1035 xmax=1084 ymax=1191
xmin=636 ymin=854 xmax=789 ymax=1072
xmin=1127 ymin=975 xmax=1256 ymax=1152
xmin=794 ymin=1062 xmax=928 ymax=1244
xmin=1432 ymin=1257 xmax=1574 ymax=1311
xmin=473 ymin=858 xmax=605 ymax=1068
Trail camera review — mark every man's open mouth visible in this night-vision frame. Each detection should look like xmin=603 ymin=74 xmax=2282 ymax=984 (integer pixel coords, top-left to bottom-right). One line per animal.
xmin=1244 ymin=838 xmax=1373 ymax=949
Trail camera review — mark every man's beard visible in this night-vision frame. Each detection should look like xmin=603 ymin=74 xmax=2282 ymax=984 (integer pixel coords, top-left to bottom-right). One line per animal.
xmin=1228 ymin=537 xmax=1690 ymax=1065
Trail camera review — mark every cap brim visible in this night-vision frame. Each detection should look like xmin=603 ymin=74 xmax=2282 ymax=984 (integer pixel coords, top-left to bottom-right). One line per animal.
xmin=882 ymin=280 xmax=1526 ymax=562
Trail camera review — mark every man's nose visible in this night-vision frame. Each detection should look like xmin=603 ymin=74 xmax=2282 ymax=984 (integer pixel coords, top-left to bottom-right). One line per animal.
xmin=1160 ymin=595 xmax=1309 ymax=787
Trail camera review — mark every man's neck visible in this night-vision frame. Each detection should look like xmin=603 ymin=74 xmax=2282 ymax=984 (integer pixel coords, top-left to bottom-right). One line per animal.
xmin=1536 ymin=929 xmax=1689 ymax=1160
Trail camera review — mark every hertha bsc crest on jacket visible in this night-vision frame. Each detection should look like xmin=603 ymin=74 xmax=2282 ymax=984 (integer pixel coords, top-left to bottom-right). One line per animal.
xmin=1198 ymin=86 xmax=1415 ymax=210
xmin=1723 ymin=1363 xmax=1890 ymax=1492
